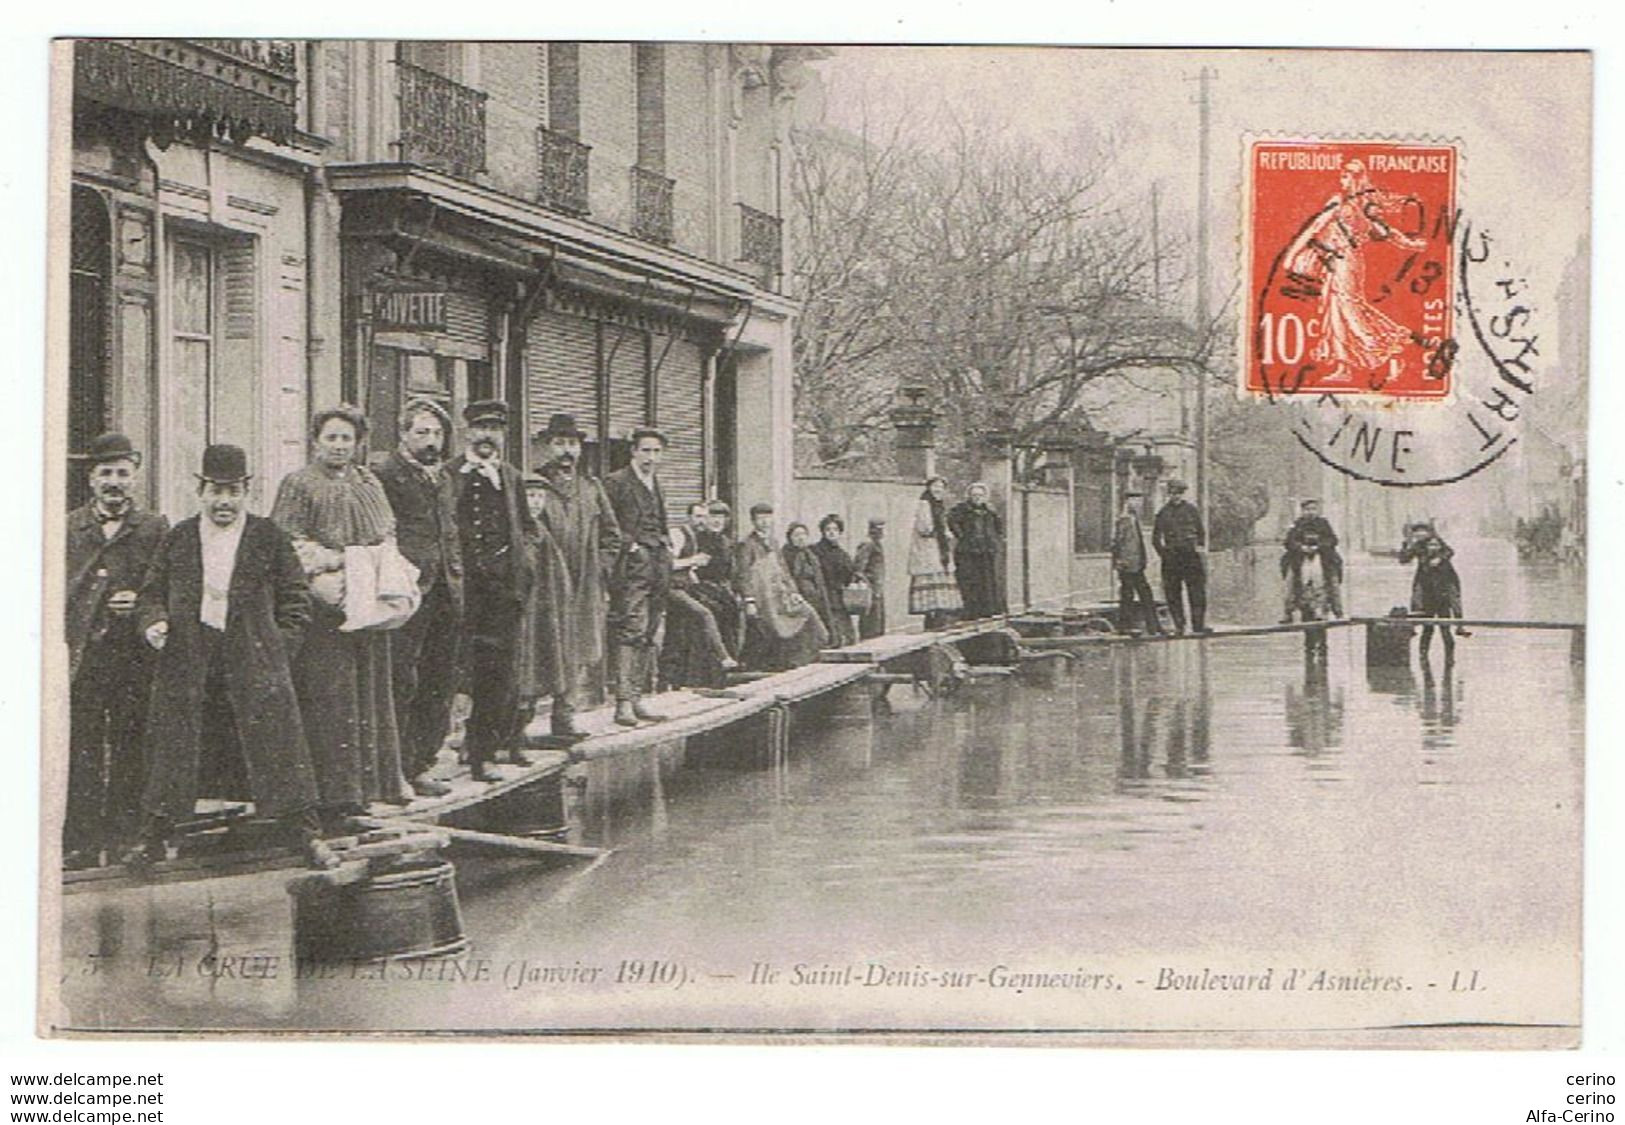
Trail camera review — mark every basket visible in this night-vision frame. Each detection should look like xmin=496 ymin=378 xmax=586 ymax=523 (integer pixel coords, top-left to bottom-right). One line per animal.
xmin=841 ymin=581 xmax=873 ymax=615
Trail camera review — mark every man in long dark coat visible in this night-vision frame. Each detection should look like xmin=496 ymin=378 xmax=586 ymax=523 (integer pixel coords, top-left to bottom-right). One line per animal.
xmin=524 ymin=413 xmax=620 ymax=740
xmin=947 ymin=482 xmax=1006 ymax=619
xmin=1111 ymin=490 xmax=1162 ymax=636
xmin=448 ymin=400 xmax=538 ymax=780
xmin=63 ymin=432 xmax=169 ymax=868
xmin=373 ymin=398 xmax=463 ymax=796
xmin=602 ymin=429 xmax=672 ymax=726
xmin=1153 ymin=478 xmax=1209 ymax=635
xmin=128 ymin=444 xmax=334 ymax=870
xmin=1280 ymin=498 xmax=1345 ymax=620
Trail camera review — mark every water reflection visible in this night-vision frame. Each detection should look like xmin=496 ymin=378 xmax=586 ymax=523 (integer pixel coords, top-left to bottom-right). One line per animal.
xmin=57 ymin=538 xmax=1583 ymax=1033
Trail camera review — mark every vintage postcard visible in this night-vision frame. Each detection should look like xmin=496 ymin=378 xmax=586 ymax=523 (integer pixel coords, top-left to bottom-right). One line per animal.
xmin=41 ymin=42 xmax=1589 ymax=1045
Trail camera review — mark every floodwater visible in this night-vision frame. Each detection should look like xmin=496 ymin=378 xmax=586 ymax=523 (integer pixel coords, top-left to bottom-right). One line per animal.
xmin=60 ymin=538 xmax=1585 ymax=1034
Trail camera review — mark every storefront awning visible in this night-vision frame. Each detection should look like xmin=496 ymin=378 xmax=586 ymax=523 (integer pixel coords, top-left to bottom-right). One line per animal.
xmin=73 ymin=39 xmax=299 ymax=147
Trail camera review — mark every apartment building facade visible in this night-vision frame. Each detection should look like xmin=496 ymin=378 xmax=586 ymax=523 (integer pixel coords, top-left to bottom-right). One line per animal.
xmin=64 ymin=39 xmax=809 ymax=520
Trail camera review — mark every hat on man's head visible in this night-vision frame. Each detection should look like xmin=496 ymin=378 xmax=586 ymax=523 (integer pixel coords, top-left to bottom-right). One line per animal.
xmin=537 ymin=412 xmax=587 ymax=441
xmin=867 ymin=517 xmax=887 ymax=529
xmin=76 ymin=432 xmax=142 ymax=468
xmin=402 ymin=397 xmax=452 ymax=431
xmin=196 ymin=444 xmax=251 ymax=485
xmin=1165 ymin=478 xmax=1188 ymax=494
xmin=707 ymin=499 xmax=732 ymax=515
xmin=749 ymin=502 xmax=775 ymax=517
xmin=464 ymin=399 xmax=509 ymax=426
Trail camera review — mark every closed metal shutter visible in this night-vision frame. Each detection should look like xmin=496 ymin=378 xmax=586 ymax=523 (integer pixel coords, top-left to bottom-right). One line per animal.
xmin=655 ymin=335 xmax=704 ymax=513
xmin=445 ymin=290 xmax=491 ymax=351
xmin=525 ymin=308 xmax=598 ymax=443
xmin=606 ymin=326 xmax=649 ymax=439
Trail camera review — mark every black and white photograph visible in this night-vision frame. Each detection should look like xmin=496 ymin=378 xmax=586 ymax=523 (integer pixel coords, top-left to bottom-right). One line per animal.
xmin=34 ymin=36 xmax=1597 ymax=1054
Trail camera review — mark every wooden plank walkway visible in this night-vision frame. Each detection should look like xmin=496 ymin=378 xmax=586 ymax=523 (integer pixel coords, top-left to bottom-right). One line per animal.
xmin=819 ymin=617 xmax=1015 ymax=664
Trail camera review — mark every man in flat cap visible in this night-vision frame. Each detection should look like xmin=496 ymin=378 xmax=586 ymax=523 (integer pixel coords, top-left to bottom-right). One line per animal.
xmin=448 ymin=400 xmax=537 ymax=779
xmin=601 ymin=429 xmax=674 ymax=726
xmin=1152 ymin=477 xmax=1210 ymax=635
xmin=129 ymin=444 xmax=335 ymax=870
xmin=63 ymin=433 xmax=169 ymax=868
xmin=523 ymin=412 xmax=621 ymax=741
xmin=372 ymin=398 xmax=463 ymax=796
xmin=852 ymin=517 xmax=888 ymax=640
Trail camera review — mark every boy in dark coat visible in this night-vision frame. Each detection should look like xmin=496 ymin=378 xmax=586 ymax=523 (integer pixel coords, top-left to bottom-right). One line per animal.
xmin=127 ymin=445 xmax=335 ymax=871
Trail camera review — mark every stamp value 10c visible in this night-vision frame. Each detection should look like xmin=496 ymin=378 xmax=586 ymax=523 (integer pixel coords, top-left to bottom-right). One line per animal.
xmin=1246 ymin=139 xmax=1459 ymax=400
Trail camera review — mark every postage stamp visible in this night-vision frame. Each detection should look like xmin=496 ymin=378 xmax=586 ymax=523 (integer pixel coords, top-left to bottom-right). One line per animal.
xmin=1245 ymin=139 xmax=1459 ymax=400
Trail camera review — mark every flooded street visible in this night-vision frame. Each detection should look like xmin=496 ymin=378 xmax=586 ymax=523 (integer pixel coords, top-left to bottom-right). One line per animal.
xmin=62 ymin=539 xmax=1584 ymax=1034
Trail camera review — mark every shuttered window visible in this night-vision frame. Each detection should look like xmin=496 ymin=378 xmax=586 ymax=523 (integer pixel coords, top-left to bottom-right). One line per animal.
xmin=654 ymin=335 xmax=704 ymax=513
xmin=606 ymin=325 xmax=649 ymax=439
xmin=526 ymin=308 xmax=599 ymax=468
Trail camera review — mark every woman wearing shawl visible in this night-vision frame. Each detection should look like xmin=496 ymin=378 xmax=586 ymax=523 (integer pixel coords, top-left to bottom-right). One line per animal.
xmin=736 ymin=505 xmax=827 ymax=670
xmin=811 ymin=513 xmax=859 ymax=647
xmin=784 ymin=522 xmax=842 ymax=650
xmin=908 ymin=476 xmax=961 ymax=631
xmin=271 ymin=405 xmax=409 ymax=829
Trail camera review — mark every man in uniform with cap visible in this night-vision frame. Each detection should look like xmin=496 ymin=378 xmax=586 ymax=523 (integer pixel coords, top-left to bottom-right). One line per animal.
xmin=524 ymin=412 xmax=621 ymax=741
xmin=448 ymin=400 xmax=537 ymax=779
xmin=602 ymin=429 xmax=673 ymax=726
xmin=1152 ymin=478 xmax=1210 ymax=635
xmin=372 ymin=398 xmax=463 ymax=796
xmin=63 ymin=433 xmax=169 ymax=868
xmin=129 ymin=444 xmax=335 ymax=870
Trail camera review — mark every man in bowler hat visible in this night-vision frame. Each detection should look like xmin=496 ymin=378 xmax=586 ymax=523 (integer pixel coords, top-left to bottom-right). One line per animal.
xmin=129 ymin=445 xmax=335 ymax=870
xmin=524 ymin=412 xmax=621 ymax=741
xmin=372 ymin=398 xmax=463 ymax=796
xmin=1152 ymin=478 xmax=1210 ymax=635
xmin=448 ymin=400 xmax=538 ymax=779
xmin=63 ymin=433 xmax=169 ymax=868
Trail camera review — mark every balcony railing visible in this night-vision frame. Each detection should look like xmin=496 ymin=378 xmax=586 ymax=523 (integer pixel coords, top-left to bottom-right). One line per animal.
xmin=738 ymin=203 xmax=783 ymax=278
xmin=537 ymin=126 xmax=591 ymax=216
xmin=73 ymin=39 xmax=299 ymax=145
xmin=630 ymin=166 xmax=675 ymax=244
xmin=395 ymin=58 xmax=487 ymax=179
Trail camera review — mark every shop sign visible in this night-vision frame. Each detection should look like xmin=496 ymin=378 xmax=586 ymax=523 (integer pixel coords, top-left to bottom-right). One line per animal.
xmin=372 ymin=287 xmax=447 ymax=332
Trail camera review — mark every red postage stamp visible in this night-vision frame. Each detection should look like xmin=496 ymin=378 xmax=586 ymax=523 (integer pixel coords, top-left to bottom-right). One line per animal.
xmin=1244 ymin=139 xmax=1459 ymax=399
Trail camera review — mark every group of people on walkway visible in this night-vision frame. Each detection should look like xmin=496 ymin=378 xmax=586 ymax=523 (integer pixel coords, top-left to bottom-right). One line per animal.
xmin=906 ymin=477 xmax=1009 ymax=631
xmin=1110 ymin=478 xmax=1471 ymax=649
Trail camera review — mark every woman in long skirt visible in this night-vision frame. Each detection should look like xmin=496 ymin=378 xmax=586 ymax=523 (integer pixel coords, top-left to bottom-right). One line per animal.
xmin=908 ymin=477 xmax=961 ymax=631
xmin=272 ymin=405 xmax=408 ymax=830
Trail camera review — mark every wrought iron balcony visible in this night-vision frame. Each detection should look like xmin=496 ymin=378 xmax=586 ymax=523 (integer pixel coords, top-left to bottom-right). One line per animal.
xmin=537 ymin=126 xmax=591 ymax=216
xmin=73 ymin=38 xmax=299 ymax=145
xmin=737 ymin=203 xmax=783 ymax=278
xmin=630 ymin=166 xmax=675 ymax=244
xmin=395 ymin=57 xmax=487 ymax=179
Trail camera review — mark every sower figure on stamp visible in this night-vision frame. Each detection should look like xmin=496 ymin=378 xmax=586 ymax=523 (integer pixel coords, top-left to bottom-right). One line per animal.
xmin=448 ymin=400 xmax=538 ymax=781
xmin=1280 ymin=498 xmax=1344 ymax=622
xmin=1110 ymin=490 xmax=1161 ymax=637
xmin=127 ymin=445 xmax=336 ymax=871
xmin=1153 ymin=478 xmax=1209 ymax=635
xmin=372 ymin=399 xmax=463 ymax=798
xmin=603 ymin=429 xmax=672 ymax=727
xmin=525 ymin=413 xmax=621 ymax=741
xmin=64 ymin=433 xmax=169 ymax=869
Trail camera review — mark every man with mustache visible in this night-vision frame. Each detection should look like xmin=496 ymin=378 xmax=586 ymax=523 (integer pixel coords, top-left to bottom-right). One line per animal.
xmin=372 ymin=399 xmax=463 ymax=796
xmin=523 ymin=413 xmax=621 ymax=741
xmin=448 ymin=400 xmax=537 ymax=780
xmin=63 ymin=432 xmax=169 ymax=869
